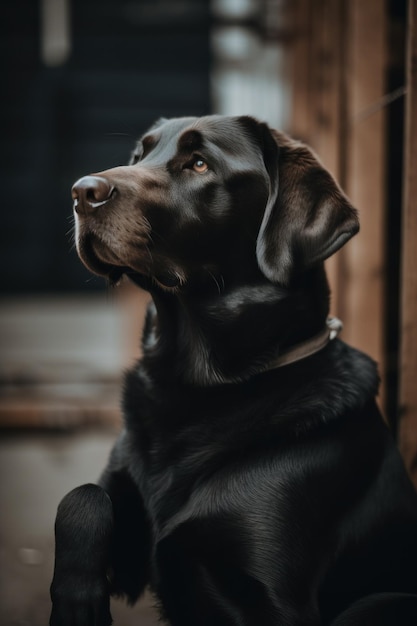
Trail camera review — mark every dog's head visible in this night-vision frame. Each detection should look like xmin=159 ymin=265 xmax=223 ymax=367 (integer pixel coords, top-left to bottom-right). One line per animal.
xmin=72 ymin=115 xmax=358 ymax=291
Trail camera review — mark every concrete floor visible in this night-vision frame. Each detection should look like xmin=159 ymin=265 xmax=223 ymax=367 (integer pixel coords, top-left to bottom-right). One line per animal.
xmin=0 ymin=429 xmax=160 ymax=626
xmin=0 ymin=290 xmax=159 ymax=623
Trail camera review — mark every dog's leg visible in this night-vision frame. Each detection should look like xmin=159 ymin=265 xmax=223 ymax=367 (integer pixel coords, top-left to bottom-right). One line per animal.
xmin=50 ymin=483 xmax=113 ymax=626
xmin=98 ymin=467 xmax=151 ymax=603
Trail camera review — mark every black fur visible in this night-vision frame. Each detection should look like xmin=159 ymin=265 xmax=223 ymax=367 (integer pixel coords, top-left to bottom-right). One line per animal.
xmin=50 ymin=115 xmax=417 ymax=625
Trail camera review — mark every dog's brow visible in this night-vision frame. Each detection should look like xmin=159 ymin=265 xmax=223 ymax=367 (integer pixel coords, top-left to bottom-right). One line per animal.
xmin=142 ymin=134 xmax=156 ymax=155
xmin=177 ymin=129 xmax=202 ymax=152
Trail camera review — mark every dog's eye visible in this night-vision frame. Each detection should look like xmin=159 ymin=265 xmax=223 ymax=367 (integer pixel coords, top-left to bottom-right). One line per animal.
xmin=192 ymin=159 xmax=209 ymax=173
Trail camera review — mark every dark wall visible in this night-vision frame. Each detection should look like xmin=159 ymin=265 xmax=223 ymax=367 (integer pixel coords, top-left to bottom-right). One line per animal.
xmin=1 ymin=0 xmax=212 ymax=293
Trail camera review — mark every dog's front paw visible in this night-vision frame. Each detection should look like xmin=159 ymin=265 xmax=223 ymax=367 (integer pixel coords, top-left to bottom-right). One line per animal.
xmin=50 ymin=577 xmax=112 ymax=626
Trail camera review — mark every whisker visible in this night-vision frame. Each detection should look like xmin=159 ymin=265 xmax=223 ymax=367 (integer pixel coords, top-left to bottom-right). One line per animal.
xmin=207 ymin=270 xmax=223 ymax=295
xmin=104 ymin=132 xmax=134 ymax=138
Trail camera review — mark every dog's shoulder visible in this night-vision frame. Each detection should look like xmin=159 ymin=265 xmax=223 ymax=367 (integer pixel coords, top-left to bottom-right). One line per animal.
xmin=298 ymin=339 xmax=380 ymax=424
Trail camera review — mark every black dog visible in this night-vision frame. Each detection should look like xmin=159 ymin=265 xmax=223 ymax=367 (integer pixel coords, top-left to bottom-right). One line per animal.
xmin=50 ymin=115 xmax=417 ymax=625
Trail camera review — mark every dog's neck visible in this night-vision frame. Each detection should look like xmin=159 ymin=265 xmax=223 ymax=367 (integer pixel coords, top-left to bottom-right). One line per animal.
xmin=140 ymin=267 xmax=334 ymax=386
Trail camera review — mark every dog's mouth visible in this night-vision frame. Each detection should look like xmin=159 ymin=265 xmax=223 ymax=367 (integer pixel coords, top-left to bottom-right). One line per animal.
xmin=76 ymin=231 xmax=184 ymax=290
xmin=76 ymin=232 xmax=147 ymax=281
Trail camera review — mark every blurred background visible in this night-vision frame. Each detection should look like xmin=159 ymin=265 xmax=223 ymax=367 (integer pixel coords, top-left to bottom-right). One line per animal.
xmin=1 ymin=0 xmax=416 ymax=624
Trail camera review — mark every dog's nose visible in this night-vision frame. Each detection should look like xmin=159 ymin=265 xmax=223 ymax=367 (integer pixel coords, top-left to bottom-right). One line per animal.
xmin=72 ymin=176 xmax=114 ymax=215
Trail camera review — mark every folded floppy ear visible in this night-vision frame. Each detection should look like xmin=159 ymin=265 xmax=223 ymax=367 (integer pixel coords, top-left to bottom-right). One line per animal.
xmin=256 ymin=127 xmax=359 ymax=285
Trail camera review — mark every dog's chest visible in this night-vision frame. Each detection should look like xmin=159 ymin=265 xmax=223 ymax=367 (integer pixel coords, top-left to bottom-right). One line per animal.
xmin=123 ymin=377 xmax=226 ymax=530
xmin=129 ymin=425 xmax=222 ymax=542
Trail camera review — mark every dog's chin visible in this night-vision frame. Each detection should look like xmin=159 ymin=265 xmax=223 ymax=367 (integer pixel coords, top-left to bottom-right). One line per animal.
xmin=76 ymin=236 xmax=118 ymax=275
xmin=76 ymin=235 xmax=137 ymax=283
xmin=77 ymin=235 xmax=186 ymax=291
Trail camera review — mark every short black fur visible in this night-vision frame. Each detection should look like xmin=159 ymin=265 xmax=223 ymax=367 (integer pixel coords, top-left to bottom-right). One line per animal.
xmin=50 ymin=115 xmax=417 ymax=625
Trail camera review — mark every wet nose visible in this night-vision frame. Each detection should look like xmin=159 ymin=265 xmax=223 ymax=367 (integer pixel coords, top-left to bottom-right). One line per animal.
xmin=71 ymin=175 xmax=114 ymax=215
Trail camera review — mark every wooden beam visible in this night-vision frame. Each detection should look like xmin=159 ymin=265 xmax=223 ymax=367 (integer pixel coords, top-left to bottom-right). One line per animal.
xmin=289 ymin=0 xmax=344 ymax=175
xmin=289 ymin=0 xmax=314 ymax=143
xmin=308 ymin=0 xmax=345 ymax=316
xmin=341 ymin=0 xmax=387 ymax=411
xmin=399 ymin=0 xmax=417 ymax=483
xmin=289 ymin=0 xmax=346 ymax=317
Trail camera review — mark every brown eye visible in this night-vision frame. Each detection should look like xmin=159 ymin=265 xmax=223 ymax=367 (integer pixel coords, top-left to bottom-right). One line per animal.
xmin=192 ymin=158 xmax=208 ymax=173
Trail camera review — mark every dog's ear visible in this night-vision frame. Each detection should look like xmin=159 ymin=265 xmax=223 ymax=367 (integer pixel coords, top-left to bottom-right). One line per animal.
xmin=255 ymin=125 xmax=359 ymax=285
